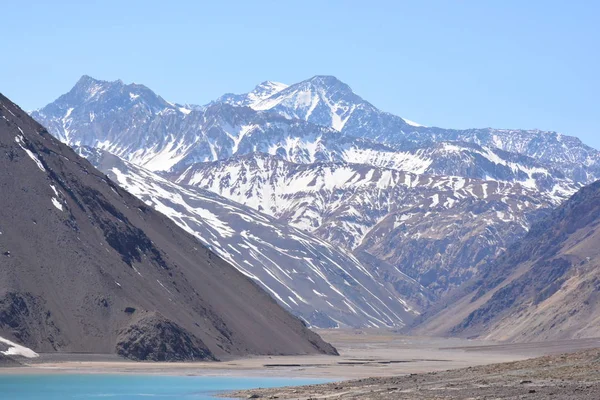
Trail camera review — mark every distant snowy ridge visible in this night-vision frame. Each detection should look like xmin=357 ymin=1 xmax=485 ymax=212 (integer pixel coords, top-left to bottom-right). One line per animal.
xmin=217 ymin=75 xmax=600 ymax=183
xmin=213 ymin=81 xmax=289 ymax=108
xmin=31 ymin=76 xmax=583 ymax=195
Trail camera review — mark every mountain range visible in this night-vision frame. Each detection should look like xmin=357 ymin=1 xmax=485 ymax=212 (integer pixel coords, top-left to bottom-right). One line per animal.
xmin=31 ymin=75 xmax=596 ymax=188
xmin=215 ymin=76 xmax=599 ymax=184
xmin=30 ymin=74 xmax=598 ymax=334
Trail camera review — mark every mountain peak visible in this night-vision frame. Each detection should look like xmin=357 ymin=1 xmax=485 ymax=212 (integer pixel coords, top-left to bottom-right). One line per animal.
xmin=76 ymin=74 xmax=96 ymax=84
xmin=212 ymin=81 xmax=288 ymax=108
xmin=248 ymin=75 xmax=368 ymax=131
xmin=72 ymin=76 xmax=153 ymax=97
xmin=67 ymin=76 xmax=169 ymax=110
xmin=307 ymin=75 xmax=343 ymax=84
xmin=73 ymin=75 xmax=117 ymax=89
xmin=301 ymin=75 xmax=352 ymax=92
xmin=30 ymin=76 xmax=174 ymax=140
xmin=68 ymin=75 xmax=122 ymax=102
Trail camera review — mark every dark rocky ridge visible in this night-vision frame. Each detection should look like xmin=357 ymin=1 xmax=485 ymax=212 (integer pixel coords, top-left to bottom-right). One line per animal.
xmin=115 ymin=312 xmax=216 ymax=361
xmin=0 ymin=93 xmax=337 ymax=360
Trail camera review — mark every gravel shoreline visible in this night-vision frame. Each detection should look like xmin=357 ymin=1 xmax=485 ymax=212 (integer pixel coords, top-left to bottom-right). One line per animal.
xmin=224 ymin=348 xmax=600 ymax=399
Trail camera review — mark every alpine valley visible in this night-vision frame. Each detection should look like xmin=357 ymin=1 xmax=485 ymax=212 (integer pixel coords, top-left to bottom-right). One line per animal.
xmin=31 ymin=75 xmax=598 ymax=332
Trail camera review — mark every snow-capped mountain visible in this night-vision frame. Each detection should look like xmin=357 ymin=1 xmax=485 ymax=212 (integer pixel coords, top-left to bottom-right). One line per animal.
xmin=170 ymin=153 xmax=560 ymax=295
xmin=32 ymin=76 xmax=579 ymax=194
xmin=309 ymin=137 xmax=576 ymax=195
xmin=34 ymin=76 xmax=599 ymax=186
xmin=32 ymin=75 xmax=199 ymax=144
xmin=403 ymin=128 xmax=600 ymax=184
xmin=219 ymin=75 xmax=600 ymax=183
xmin=79 ymin=147 xmax=421 ymax=328
xmin=32 ymin=77 xmax=333 ymax=171
xmin=250 ymin=76 xmax=379 ymax=132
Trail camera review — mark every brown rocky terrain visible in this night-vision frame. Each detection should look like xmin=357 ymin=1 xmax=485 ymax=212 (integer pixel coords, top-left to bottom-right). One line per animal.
xmin=410 ymin=179 xmax=600 ymax=342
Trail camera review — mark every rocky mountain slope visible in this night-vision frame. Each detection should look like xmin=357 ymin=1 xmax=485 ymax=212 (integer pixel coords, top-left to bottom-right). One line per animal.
xmin=411 ymin=179 xmax=600 ymax=341
xmin=0 ymin=354 xmax=21 ymax=367
xmin=0 ymin=93 xmax=336 ymax=360
xmin=172 ymin=153 xmax=559 ymax=296
xmin=78 ymin=147 xmax=421 ymax=328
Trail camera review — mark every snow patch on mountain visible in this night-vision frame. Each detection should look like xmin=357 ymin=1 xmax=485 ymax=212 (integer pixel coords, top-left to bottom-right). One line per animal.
xmin=0 ymin=337 xmax=39 ymax=358
xmin=402 ymin=118 xmax=426 ymax=127
xmin=80 ymin=147 xmax=420 ymax=327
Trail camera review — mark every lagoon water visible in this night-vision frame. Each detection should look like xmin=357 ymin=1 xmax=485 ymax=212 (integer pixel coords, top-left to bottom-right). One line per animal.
xmin=0 ymin=374 xmax=329 ymax=400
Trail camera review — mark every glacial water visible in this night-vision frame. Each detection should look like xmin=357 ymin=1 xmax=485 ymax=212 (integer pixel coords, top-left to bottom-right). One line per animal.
xmin=0 ymin=374 xmax=330 ymax=400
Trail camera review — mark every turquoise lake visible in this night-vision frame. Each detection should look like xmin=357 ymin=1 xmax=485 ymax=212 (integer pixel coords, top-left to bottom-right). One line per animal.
xmin=0 ymin=375 xmax=330 ymax=400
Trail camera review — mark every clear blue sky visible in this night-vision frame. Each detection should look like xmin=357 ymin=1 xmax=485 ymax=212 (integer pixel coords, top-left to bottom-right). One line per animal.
xmin=2 ymin=0 xmax=599 ymax=148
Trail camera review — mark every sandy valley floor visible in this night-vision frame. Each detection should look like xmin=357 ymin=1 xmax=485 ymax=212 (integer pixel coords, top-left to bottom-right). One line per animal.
xmin=2 ymin=329 xmax=600 ymax=383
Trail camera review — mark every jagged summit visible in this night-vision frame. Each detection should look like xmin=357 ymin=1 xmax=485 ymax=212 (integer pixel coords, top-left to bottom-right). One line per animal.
xmin=74 ymin=75 xmax=134 ymax=88
xmin=75 ymin=74 xmax=98 ymax=85
xmin=37 ymin=75 xmax=169 ymax=112
xmin=30 ymin=76 xmax=194 ymax=145
xmin=307 ymin=74 xmax=343 ymax=82
xmin=69 ymin=75 xmax=129 ymax=98
xmin=212 ymin=75 xmax=371 ymax=132
xmin=303 ymin=75 xmax=354 ymax=91
xmin=247 ymin=75 xmax=372 ymax=132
